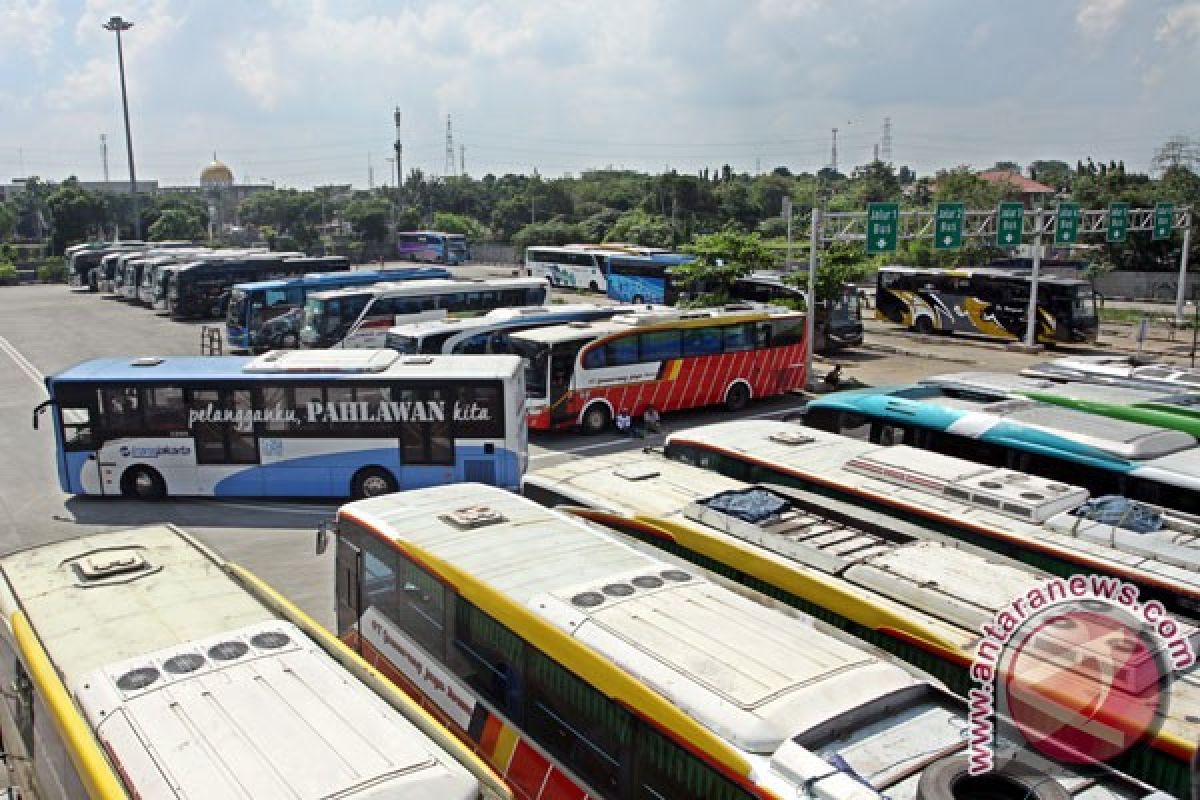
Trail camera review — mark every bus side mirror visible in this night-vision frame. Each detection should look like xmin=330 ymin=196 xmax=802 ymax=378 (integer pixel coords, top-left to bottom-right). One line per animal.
xmin=32 ymin=400 xmax=51 ymax=431
xmin=315 ymin=519 xmax=335 ymax=555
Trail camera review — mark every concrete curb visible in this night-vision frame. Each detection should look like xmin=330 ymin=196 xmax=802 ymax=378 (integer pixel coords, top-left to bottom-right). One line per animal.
xmin=858 ymin=341 xmax=977 ymax=365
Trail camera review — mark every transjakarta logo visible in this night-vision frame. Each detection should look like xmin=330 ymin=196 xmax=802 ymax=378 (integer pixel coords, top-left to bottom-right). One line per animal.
xmin=968 ymin=574 xmax=1194 ymax=776
xmin=119 ymin=445 xmax=192 ymax=458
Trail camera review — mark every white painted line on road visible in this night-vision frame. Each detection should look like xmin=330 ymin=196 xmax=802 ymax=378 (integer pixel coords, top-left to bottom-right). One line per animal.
xmin=528 ymin=404 xmax=808 ymax=461
xmin=0 ymin=335 xmax=45 ymax=392
xmin=207 ymin=500 xmax=338 ymax=515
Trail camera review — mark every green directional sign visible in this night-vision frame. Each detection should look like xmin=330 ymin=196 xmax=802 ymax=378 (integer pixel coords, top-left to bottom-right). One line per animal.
xmin=1107 ymin=202 xmax=1130 ymax=243
xmin=866 ymin=202 xmax=899 ymax=254
xmin=996 ymin=202 xmax=1024 ymax=247
xmin=1055 ymin=202 xmax=1081 ymax=244
xmin=934 ymin=203 xmax=965 ymax=250
xmin=1153 ymin=202 xmax=1175 ymax=240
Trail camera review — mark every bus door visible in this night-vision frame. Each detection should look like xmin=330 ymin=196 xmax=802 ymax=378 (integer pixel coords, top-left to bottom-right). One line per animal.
xmin=334 ymin=536 xmax=364 ymax=646
xmin=549 ymin=342 xmax=584 ymax=428
xmin=187 ymin=389 xmax=261 ymax=494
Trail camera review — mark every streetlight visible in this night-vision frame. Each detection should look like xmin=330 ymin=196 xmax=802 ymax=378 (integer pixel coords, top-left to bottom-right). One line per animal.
xmin=103 ymin=15 xmax=140 ymax=240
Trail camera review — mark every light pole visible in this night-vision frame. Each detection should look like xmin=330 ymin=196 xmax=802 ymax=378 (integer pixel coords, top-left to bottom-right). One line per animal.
xmin=103 ymin=16 xmax=140 ymax=240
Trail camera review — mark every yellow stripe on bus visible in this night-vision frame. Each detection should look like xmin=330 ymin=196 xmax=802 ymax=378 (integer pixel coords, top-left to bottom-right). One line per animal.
xmin=225 ymin=563 xmax=514 ymax=800
xmin=11 ymin=611 xmax=128 ymax=800
xmin=493 ymin=723 xmax=521 ymax=771
xmin=344 ymin=510 xmax=757 ymax=789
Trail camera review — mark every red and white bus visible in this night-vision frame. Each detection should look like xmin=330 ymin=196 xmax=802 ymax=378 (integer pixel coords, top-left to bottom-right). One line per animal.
xmin=507 ymin=305 xmax=807 ymax=433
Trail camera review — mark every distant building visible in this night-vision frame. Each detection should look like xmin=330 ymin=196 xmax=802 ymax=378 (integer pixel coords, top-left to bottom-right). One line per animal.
xmin=161 ymin=156 xmax=273 ymax=236
xmin=976 ymin=170 xmax=1056 ymax=208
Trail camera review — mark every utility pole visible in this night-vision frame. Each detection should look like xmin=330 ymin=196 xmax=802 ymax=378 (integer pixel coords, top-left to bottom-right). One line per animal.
xmin=830 ymin=128 xmax=839 ymax=175
xmin=444 ymin=114 xmax=455 ymax=177
xmin=367 ymin=152 xmax=374 ymax=189
xmin=882 ymin=117 xmax=893 ymax=162
xmin=460 ymin=144 xmax=465 ymax=176
xmin=392 ymin=107 xmax=403 ymax=192
xmin=100 ymin=134 xmax=109 ymax=182
xmin=103 ymin=16 xmax=141 ymax=239
xmin=1022 ymin=206 xmax=1045 ymax=350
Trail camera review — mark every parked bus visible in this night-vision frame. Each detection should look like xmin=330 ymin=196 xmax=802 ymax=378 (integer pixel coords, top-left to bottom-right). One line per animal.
xmin=665 ymin=419 xmax=1200 ymax=618
xmin=34 ymin=349 xmax=527 ymax=500
xmin=167 ymin=251 xmax=309 ymax=318
xmin=604 ymin=253 xmax=695 ymax=304
xmin=730 ymin=271 xmax=865 ymax=353
xmin=874 ymin=265 xmax=1100 ymax=343
xmin=224 ymin=261 xmax=446 ymax=351
xmin=524 ymin=245 xmax=611 ymax=292
xmin=299 ymin=277 xmax=549 ymax=349
xmin=0 ymin=523 xmax=510 ymax=800
xmin=920 ymin=371 xmax=1200 ymax=438
xmin=397 ymin=231 xmax=470 ymax=265
xmin=384 ymin=303 xmax=658 ymax=355
xmin=321 ymin=483 xmax=1158 ymax=800
xmin=507 ymin=305 xmax=806 ymax=433
xmin=67 ymin=242 xmax=144 ymax=290
xmin=521 ymin=452 xmax=1199 ymax=795
xmin=799 ymin=385 xmax=1200 ymax=514
xmin=1023 ymin=354 xmax=1200 ymax=392
xmin=136 ymin=251 xmax=211 ymax=306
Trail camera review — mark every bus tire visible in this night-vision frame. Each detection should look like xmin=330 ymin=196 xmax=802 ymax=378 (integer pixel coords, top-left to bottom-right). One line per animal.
xmin=633 ymin=294 xmax=645 ymax=304
xmin=724 ymin=381 xmax=751 ymax=412
xmin=580 ymin=404 xmax=611 ymax=435
xmin=352 ymin=467 xmax=397 ymax=499
xmin=588 ymin=281 xmax=599 ymax=292
xmin=915 ymin=755 xmax=1068 ymax=800
xmin=122 ymin=466 xmax=166 ymax=501
xmin=914 ymin=316 xmax=934 ymax=335
xmin=280 ymin=333 xmax=299 ymax=349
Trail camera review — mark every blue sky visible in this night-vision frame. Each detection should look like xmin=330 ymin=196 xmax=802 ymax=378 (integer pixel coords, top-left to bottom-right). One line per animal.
xmin=2 ymin=0 xmax=1198 ymax=188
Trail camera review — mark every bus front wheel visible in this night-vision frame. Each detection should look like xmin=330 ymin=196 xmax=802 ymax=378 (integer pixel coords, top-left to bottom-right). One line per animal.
xmin=632 ymin=294 xmax=645 ymax=304
xmin=724 ymin=382 xmax=751 ymax=412
xmin=580 ymin=404 xmax=611 ymax=435
xmin=913 ymin=316 xmax=934 ymax=335
xmin=122 ymin=466 xmax=166 ymax=500
xmin=352 ymin=467 xmax=397 ymax=499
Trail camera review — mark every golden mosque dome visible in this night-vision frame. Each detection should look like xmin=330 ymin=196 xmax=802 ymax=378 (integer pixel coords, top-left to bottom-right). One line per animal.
xmin=200 ymin=154 xmax=234 ymax=186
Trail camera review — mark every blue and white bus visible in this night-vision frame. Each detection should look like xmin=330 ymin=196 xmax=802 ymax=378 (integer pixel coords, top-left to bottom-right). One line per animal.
xmin=800 ymin=385 xmax=1200 ymax=515
xmin=34 ymin=349 xmax=527 ymax=500
xmin=397 ymin=231 xmax=470 ymax=265
xmin=383 ymin=302 xmax=659 ymax=355
xmin=605 ymin=252 xmax=695 ymax=304
xmin=226 ymin=264 xmax=450 ymax=352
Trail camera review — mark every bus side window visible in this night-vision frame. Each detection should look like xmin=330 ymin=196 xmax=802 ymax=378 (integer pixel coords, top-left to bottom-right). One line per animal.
xmin=100 ymin=386 xmax=142 ymax=435
xmin=870 ymin=421 xmax=911 ymax=446
xmin=524 ymin=648 xmax=628 ymax=796
xmin=634 ymin=724 xmax=755 ymax=800
xmin=605 ymin=335 xmax=641 ymax=366
xmin=450 ymin=601 xmax=525 ymax=716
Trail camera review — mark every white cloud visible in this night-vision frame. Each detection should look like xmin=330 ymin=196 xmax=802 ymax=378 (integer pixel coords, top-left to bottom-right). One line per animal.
xmin=1075 ymin=0 xmax=1130 ymax=40
xmin=222 ymin=32 xmax=290 ymax=111
xmin=755 ymin=0 xmax=824 ymax=20
xmin=0 ymin=0 xmax=63 ymax=63
xmin=824 ymin=31 xmax=860 ymax=49
xmin=1156 ymin=2 xmax=1200 ymax=43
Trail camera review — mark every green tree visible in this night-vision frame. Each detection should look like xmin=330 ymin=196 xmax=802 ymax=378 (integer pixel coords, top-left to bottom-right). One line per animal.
xmin=148 ymin=208 xmax=205 ymax=241
xmin=933 ymin=167 xmax=1011 ymax=207
xmin=511 ymin=220 xmax=585 ymax=254
xmin=0 ymin=201 xmax=16 ymax=241
xmin=785 ymin=242 xmax=872 ymax=303
xmin=849 ymin=161 xmax=901 ymax=204
xmin=676 ymin=228 xmax=776 ymax=303
xmin=343 ymin=196 xmax=392 ymax=242
xmin=432 ymin=211 xmax=486 ymax=239
xmin=1029 ymin=160 xmax=1072 ymax=192
xmin=604 ymin=210 xmax=676 ymax=248
xmin=46 ymin=180 xmax=107 ymax=253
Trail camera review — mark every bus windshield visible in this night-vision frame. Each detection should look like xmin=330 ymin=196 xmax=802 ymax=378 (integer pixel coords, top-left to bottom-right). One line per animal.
xmin=385 ymin=333 xmax=421 ymax=354
xmin=304 ymin=294 xmax=370 ymax=338
xmin=1073 ymin=287 xmax=1097 ymax=319
xmin=509 ymin=338 xmax=550 ymax=398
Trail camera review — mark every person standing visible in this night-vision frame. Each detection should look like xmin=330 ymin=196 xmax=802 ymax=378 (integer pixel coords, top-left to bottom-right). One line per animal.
xmin=615 ymin=408 xmax=632 ymax=436
xmin=643 ymin=405 xmax=662 ymax=434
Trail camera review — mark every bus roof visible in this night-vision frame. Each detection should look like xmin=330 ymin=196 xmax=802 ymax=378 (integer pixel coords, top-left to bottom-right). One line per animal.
xmin=877 ymin=265 xmax=1089 ymax=286
xmin=920 ymin=371 xmax=1183 ymax=406
xmin=306 ymin=276 xmax=548 ymax=301
xmin=49 ymin=351 xmax=522 ymax=384
xmin=0 ymin=525 xmax=483 ymax=799
xmin=233 ymin=266 xmax=447 ymax=293
xmin=340 ymin=484 xmax=923 ymax=755
xmin=508 ymin=304 xmax=800 ymax=345
xmin=386 ymin=303 xmax=633 ymax=338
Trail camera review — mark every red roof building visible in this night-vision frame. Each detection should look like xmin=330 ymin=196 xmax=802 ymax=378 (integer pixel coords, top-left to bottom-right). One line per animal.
xmin=977 ymin=170 xmax=1055 ymax=204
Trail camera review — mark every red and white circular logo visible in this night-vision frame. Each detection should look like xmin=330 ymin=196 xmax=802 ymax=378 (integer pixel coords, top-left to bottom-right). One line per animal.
xmin=997 ymin=603 xmax=1168 ymax=766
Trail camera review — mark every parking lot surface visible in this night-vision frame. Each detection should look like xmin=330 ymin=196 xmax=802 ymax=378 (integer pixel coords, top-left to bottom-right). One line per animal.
xmin=0 ymin=278 xmax=1186 ymax=630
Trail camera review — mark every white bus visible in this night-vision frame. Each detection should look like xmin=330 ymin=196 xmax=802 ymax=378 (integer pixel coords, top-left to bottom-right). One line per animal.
xmin=384 ymin=303 xmax=658 ymax=355
xmin=523 ymin=245 xmax=629 ymax=292
xmin=321 ymin=483 xmax=1156 ymax=800
xmin=36 ymin=349 xmax=528 ymax=500
xmin=299 ymin=277 xmax=549 ymax=349
xmin=0 ymin=523 xmax=511 ymax=800
xmin=521 ymin=450 xmax=1200 ymax=795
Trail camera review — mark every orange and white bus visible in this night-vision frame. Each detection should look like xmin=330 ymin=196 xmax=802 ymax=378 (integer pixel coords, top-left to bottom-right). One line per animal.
xmin=506 ymin=305 xmax=807 ymax=433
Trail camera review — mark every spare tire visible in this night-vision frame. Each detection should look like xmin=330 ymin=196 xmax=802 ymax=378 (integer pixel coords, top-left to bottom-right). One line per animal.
xmin=916 ymin=755 xmax=1070 ymax=800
